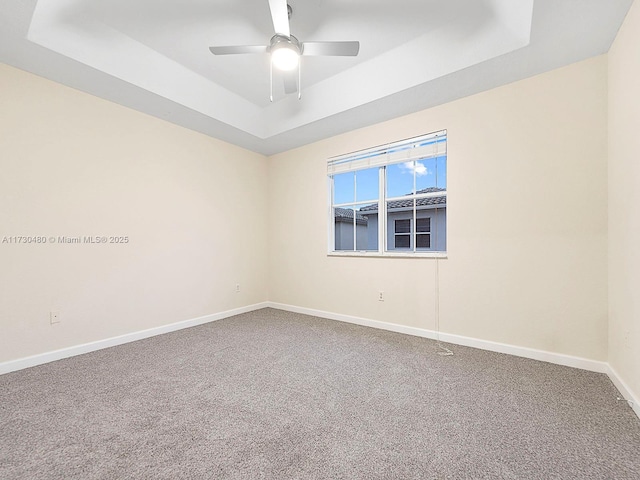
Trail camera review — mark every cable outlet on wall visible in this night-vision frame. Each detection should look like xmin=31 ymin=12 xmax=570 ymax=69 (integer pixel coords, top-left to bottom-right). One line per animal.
xmin=235 ymin=283 xmax=240 ymax=293
xmin=378 ymin=291 xmax=384 ymax=302
xmin=50 ymin=311 xmax=60 ymax=325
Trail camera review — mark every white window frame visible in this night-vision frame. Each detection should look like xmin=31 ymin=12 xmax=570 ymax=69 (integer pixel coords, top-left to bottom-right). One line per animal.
xmin=327 ymin=130 xmax=447 ymax=258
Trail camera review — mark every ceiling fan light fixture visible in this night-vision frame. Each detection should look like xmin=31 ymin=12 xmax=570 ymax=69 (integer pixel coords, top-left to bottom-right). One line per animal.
xmin=209 ymin=2 xmax=360 ymax=100
xmin=271 ymin=42 xmax=299 ymax=71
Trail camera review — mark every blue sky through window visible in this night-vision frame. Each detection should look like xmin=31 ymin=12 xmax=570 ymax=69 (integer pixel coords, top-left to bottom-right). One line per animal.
xmin=333 ymin=155 xmax=446 ymax=206
xmin=387 ymin=156 xmax=447 ymax=197
xmin=333 ymin=172 xmax=354 ymax=205
xmin=333 ymin=167 xmax=379 ymax=205
xmin=355 ymin=167 xmax=378 ymax=202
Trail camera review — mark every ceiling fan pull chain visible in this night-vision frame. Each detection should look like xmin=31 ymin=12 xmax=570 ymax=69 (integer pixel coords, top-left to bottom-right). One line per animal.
xmin=298 ymin=58 xmax=302 ymax=100
xmin=270 ymin=60 xmax=274 ymax=102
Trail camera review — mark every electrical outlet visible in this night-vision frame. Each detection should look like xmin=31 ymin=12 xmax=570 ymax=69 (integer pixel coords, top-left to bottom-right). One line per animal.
xmin=378 ymin=291 xmax=384 ymax=302
xmin=50 ymin=311 xmax=60 ymax=324
xmin=235 ymin=283 xmax=241 ymax=293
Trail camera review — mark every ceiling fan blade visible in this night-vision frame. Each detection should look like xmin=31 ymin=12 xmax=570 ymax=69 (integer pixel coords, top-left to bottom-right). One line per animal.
xmin=268 ymin=0 xmax=290 ymax=37
xmin=302 ymin=41 xmax=360 ymax=57
xmin=209 ymin=45 xmax=268 ymax=55
xmin=282 ymin=71 xmax=297 ymax=94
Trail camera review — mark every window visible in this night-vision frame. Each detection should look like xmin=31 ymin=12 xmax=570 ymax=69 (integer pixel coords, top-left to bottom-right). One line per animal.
xmin=328 ymin=130 xmax=446 ymax=256
xmin=394 ymin=220 xmax=411 ymax=248
xmin=416 ymin=218 xmax=431 ymax=249
xmin=331 ymin=167 xmax=379 ymax=252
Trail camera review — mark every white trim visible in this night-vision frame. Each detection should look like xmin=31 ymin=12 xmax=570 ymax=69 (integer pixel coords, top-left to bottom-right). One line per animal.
xmin=328 ymin=251 xmax=447 ymax=259
xmin=333 ymin=200 xmax=381 ymax=208
xmin=327 ymin=131 xmax=447 ymax=175
xmin=268 ymin=303 xmax=640 ymax=420
xmin=3 ymin=300 xmax=638 ymax=422
xmin=0 ymin=302 xmax=269 ymax=375
xmin=267 ymin=302 xmax=609 ymax=374
xmin=327 ymin=176 xmax=334 ymax=254
xmin=606 ymin=365 xmax=640 ymax=420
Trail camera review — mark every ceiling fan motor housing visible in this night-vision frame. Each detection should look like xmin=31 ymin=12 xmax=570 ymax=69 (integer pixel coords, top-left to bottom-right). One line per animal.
xmin=269 ymin=34 xmax=301 ymax=55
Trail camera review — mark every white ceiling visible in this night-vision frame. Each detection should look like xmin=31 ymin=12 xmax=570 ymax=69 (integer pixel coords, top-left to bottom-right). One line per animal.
xmin=0 ymin=0 xmax=633 ymax=155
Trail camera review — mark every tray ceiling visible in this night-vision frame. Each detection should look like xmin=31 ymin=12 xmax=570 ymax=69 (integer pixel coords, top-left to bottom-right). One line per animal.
xmin=0 ymin=0 xmax=633 ymax=154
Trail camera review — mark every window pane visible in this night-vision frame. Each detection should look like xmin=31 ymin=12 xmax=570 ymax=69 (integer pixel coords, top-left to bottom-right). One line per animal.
xmin=419 ymin=210 xmax=446 ymax=252
xmin=395 ymin=219 xmax=410 ymax=234
xmin=386 ymin=200 xmax=413 ymax=251
xmin=386 ymin=162 xmax=414 ymax=197
xmin=356 ymin=206 xmax=378 ymax=251
xmin=333 ymin=172 xmax=354 ymax=205
xmin=416 ymin=217 xmax=431 ymax=233
xmin=334 ymin=206 xmax=355 ymax=251
xmin=395 ymin=235 xmax=410 ymax=248
xmin=416 ymin=234 xmax=431 ymax=249
xmin=415 ymin=157 xmax=437 ymax=192
xmin=355 ymin=167 xmax=379 ymax=203
xmin=334 ymin=206 xmax=377 ymax=251
xmin=436 ymin=155 xmax=447 ymax=190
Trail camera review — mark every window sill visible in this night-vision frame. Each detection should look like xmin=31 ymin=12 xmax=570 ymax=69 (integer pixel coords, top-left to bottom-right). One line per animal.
xmin=328 ymin=251 xmax=447 ymax=259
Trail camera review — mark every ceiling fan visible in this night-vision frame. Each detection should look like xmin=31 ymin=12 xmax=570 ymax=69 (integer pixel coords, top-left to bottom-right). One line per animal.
xmin=209 ymin=0 xmax=360 ymax=101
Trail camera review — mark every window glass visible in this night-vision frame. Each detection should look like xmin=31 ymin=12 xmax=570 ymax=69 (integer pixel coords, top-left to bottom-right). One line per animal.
xmin=333 ymin=172 xmax=354 ymax=205
xmin=328 ymin=130 xmax=447 ymax=255
xmin=416 ymin=218 xmax=431 ymax=233
xmin=395 ymin=219 xmax=411 ymax=234
xmin=333 ymin=206 xmax=355 ymax=251
xmin=395 ymin=235 xmax=410 ymax=249
xmin=414 ymin=157 xmax=438 ymax=192
xmin=388 ymin=201 xmax=412 ymax=250
xmin=386 ymin=162 xmax=414 ymax=198
xmin=436 ymin=155 xmax=447 ymax=190
xmin=355 ymin=167 xmax=379 ymax=203
xmin=416 ymin=233 xmax=431 ymax=249
xmin=333 ymin=206 xmax=377 ymax=251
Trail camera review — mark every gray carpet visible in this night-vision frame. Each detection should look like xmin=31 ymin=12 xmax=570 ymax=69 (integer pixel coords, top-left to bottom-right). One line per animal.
xmin=1 ymin=308 xmax=639 ymax=479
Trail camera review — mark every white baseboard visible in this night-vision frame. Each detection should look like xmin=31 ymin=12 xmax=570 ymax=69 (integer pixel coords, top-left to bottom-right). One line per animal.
xmin=267 ymin=302 xmax=610 ymax=373
xmin=268 ymin=302 xmax=640 ymax=420
xmin=606 ymin=365 xmax=640 ymax=419
xmin=2 ymin=300 xmax=638 ymax=421
xmin=0 ymin=302 xmax=269 ymax=375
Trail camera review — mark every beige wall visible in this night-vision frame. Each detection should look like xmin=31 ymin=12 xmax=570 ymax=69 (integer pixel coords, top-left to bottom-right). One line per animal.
xmin=0 ymin=52 xmax=616 ymax=366
xmin=609 ymin=0 xmax=640 ymax=402
xmin=268 ymin=55 xmax=609 ymax=361
xmin=0 ymin=64 xmax=268 ymax=363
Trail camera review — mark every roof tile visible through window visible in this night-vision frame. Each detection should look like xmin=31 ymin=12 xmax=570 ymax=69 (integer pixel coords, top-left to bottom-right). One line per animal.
xmin=360 ymin=187 xmax=446 ymax=212
xmin=334 ymin=207 xmax=368 ymax=224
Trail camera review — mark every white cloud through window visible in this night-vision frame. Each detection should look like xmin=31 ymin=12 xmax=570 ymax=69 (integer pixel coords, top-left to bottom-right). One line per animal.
xmin=400 ymin=161 xmax=428 ymax=176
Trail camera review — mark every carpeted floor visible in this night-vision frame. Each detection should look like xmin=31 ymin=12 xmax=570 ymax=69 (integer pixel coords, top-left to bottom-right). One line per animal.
xmin=1 ymin=308 xmax=639 ymax=479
